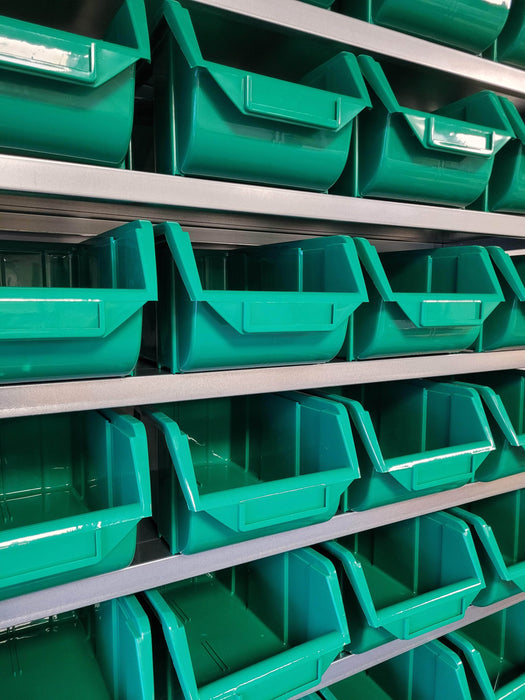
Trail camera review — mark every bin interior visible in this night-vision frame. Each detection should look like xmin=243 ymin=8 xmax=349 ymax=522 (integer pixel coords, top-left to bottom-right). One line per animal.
xmin=0 ymin=412 xmax=140 ymax=534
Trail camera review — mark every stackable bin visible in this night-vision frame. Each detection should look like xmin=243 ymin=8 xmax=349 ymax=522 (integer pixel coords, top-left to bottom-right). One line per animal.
xmin=140 ymin=392 xmax=359 ymax=553
xmin=144 ymin=223 xmax=367 ymax=372
xmin=0 ymin=596 xmax=153 ymax=700
xmin=149 ymin=0 xmax=371 ymax=190
xmin=334 ymin=56 xmax=513 ymax=207
xmin=452 ymin=490 xmax=525 ymax=606
xmin=453 ymin=371 xmax=525 ymax=481
xmin=321 ymin=512 xmax=485 ymax=653
xmin=144 ymin=548 xmax=349 ymax=700
xmin=0 ymin=220 xmax=157 ymax=383
xmin=0 ymin=410 xmax=151 ymax=599
xmin=317 ymin=641 xmax=471 ymax=700
xmin=494 ymin=0 xmax=525 ymax=68
xmin=315 ymin=381 xmax=494 ymax=511
xmin=446 ymin=603 xmax=525 ymax=700
xmin=339 ymin=239 xmax=503 ymax=360
xmin=0 ymin=0 xmax=150 ymax=165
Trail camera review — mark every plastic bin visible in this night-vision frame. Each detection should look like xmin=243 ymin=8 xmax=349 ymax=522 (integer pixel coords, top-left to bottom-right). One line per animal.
xmin=321 ymin=512 xmax=485 ymax=653
xmin=0 ymin=410 xmax=151 ymax=599
xmin=494 ymin=0 xmax=525 ymax=68
xmin=337 ymin=0 xmax=510 ymax=54
xmin=314 ymin=380 xmax=494 ymax=511
xmin=0 ymin=0 xmax=150 ymax=166
xmin=144 ymin=223 xmax=367 ymax=372
xmin=452 ymin=490 xmax=525 ymax=606
xmin=334 ymin=56 xmax=513 ymax=207
xmin=317 ymin=641 xmax=471 ymax=700
xmin=140 ymin=391 xmax=358 ymax=554
xmin=339 ymin=239 xmax=503 ymax=360
xmin=149 ymin=0 xmax=371 ymax=191
xmin=453 ymin=371 xmax=525 ymax=481
xmin=144 ymin=548 xmax=349 ymax=700
xmin=0 ymin=220 xmax=157 ymax=383
xmin=0 ymin=596 xmax=153 ymax=700
xmin=445 ymin=603 xmax=525 ymax=700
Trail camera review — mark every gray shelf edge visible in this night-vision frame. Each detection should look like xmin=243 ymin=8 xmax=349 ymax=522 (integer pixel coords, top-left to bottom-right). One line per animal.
xmin=0 ymin=471 xmax=524 ymax=630
xmin=190 ymin=0 xmax=525 ymax=96
xmin=291 ymin=591 xmax=525 ymax=698
xmin=1 ymin=155 xmax=525 ymax=236
xmin=2 ymin=350 xmax=525 ymax=418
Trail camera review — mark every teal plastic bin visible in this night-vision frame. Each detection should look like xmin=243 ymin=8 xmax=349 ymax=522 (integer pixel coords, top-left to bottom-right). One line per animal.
xmin=338 ymin=0 xmax=511 ymax=54
xmin=494 ymin=0 xmax=525 ymax=68
xmin=0 ymin=596 xmax=153 ymax=700
xmin=149 ymin=0 xmax=371 ymax=190
xmin=318 ymin=640 xmax=471 ymax=700
xmin=144 ymin=548 xmax=349 ymax=700
xmin=446 ymin=603 xmax=525 ymax=700
xmin=0 ymin=410 xmax=151 ymax=599
xmin=339 ymin=239 xmax=503 ymax=360
xmin=0 ymin=220 xmax=157 ymax=383
xmin=322 ymin=512 xmax=485 ymax=653
xmin=144 ymin=223 xmax=367 ymax=372
xmin=315 ymin=380 xmax=494 ymax=511
xmin=452 ymin=490 xmax=525 ymax=606
xmin=0 ymin=0 xmax=150 ymax=165
xmin=334 ymin=56 xmax=513 ymax=207
xmin=453 ymin=371 xmax=525 ymax=481
xmin=140 ymin=392 xmax=358 ymax=554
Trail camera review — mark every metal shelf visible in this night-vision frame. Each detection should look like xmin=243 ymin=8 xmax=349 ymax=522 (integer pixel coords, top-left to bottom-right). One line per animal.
xmin=1 ymin=472 xmax=524 ymax=630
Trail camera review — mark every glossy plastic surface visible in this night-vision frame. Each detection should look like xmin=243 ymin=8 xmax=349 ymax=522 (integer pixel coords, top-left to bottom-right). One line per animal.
xmin=0 ymin=410 xmax=151 ymax=598
xmin=495 ymin=0 xmax=525 ymax=68
xmin=322 ymin=512 xmax=485 ymax=653
xmin=144 ymin=548 xmax=349 ymax=700
xmin=144 ymin=223 xmax=367 ymax=372
xmin=487 ymin=97 xmax=525 ymax=213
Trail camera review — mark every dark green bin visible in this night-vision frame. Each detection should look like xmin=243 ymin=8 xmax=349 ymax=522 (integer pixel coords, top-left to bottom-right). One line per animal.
xmin=140 ymin=392 xmax=358 ymax=554
xmin=0 ymin=0 xmax=150 ymax=165
xmin=144 ymin=223 xmax=367 ymax=372
xmin=334 ymin=56 xmax=513 ymax=207
xmin=0 ymin=220 xmax=157 ymax=383
xmin=493 ymin=0 xmax=525 ymax=68
xmin=144 ymin=548 xmax=349 ymax=700
xmin=340 ymin=239 xmax=503 ymax=360
xmin=321 ymin=512 xmax=485 ymax=653
xmin=149 ymin=0 xmax=371 ymax=190
xmin=0 ymin=597 xmax=154 ymax=700
xmin=452 ymin=490 xmax=525 ymax=606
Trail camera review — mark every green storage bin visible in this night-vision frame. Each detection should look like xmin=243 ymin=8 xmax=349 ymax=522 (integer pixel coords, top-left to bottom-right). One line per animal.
xmin=0 ymin=596 xmax=153 ymax=700
xmin=452 ymin=490 xmax=525 ymax=606
xmin=338 ymin=0 xmax=510 ymax=54
xmin=149 ymin=0 xmax=371 ymax=190
xmin=339 ymin=239 xmax=503 ymax=360
xmin=140 ymin=391 xmax=359 ymax=554
xmin=446 ymin=602 xmax=525 ymax=700
xmin=0 ymin=0 xmax=150 ymax=166
xmin=494 ymin=0 xmax=525 ymax=68
xmin=315 ymin=380 xmax=494 ymax=511
xmin=318 ymin=640 xmax=471 ymax=700
xmin=145 ymin=223 xmax=367 ymax=372
xmin=453 ymin=371 xmax=525 ymax=481
xmin=334 ymin=56 xmax=513 ymax=207
xmin=322 ymin=512 xmax=485 ymax=653
xmin=0 ymin=410 xmax=151 ymax=599
xmin=0 ymin=220 xmax=157 ymax=383
xmin=144 ymin=548 xmax=349 ymax=700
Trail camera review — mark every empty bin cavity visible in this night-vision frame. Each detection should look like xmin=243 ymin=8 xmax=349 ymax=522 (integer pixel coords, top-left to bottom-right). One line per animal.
xmin=0 ymin=410 xmax=151 ymax=599
xmin=0 ymin=0 xmax=149 ymax=165
xmin=322 ymin=512 xmax=485 ymax=653
xmin=341 ymin=239 xmax=503 ymax=359
xmin=0 ymin=596 xmax=153 ymax=700
xmin=0 ymin=220 xmax=156 ymax=383
xmin=452 ymin=490 xmax=525 ymax=606
xmin=147 ymin=0 xmax=370 ymax=190
xmin=144 ymin=548 xmax=349 ymax=700
xmin=316 ymin=380 xmax=494 ymax=511
xmin=144 ymin=223 xmax=367 ymax=372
